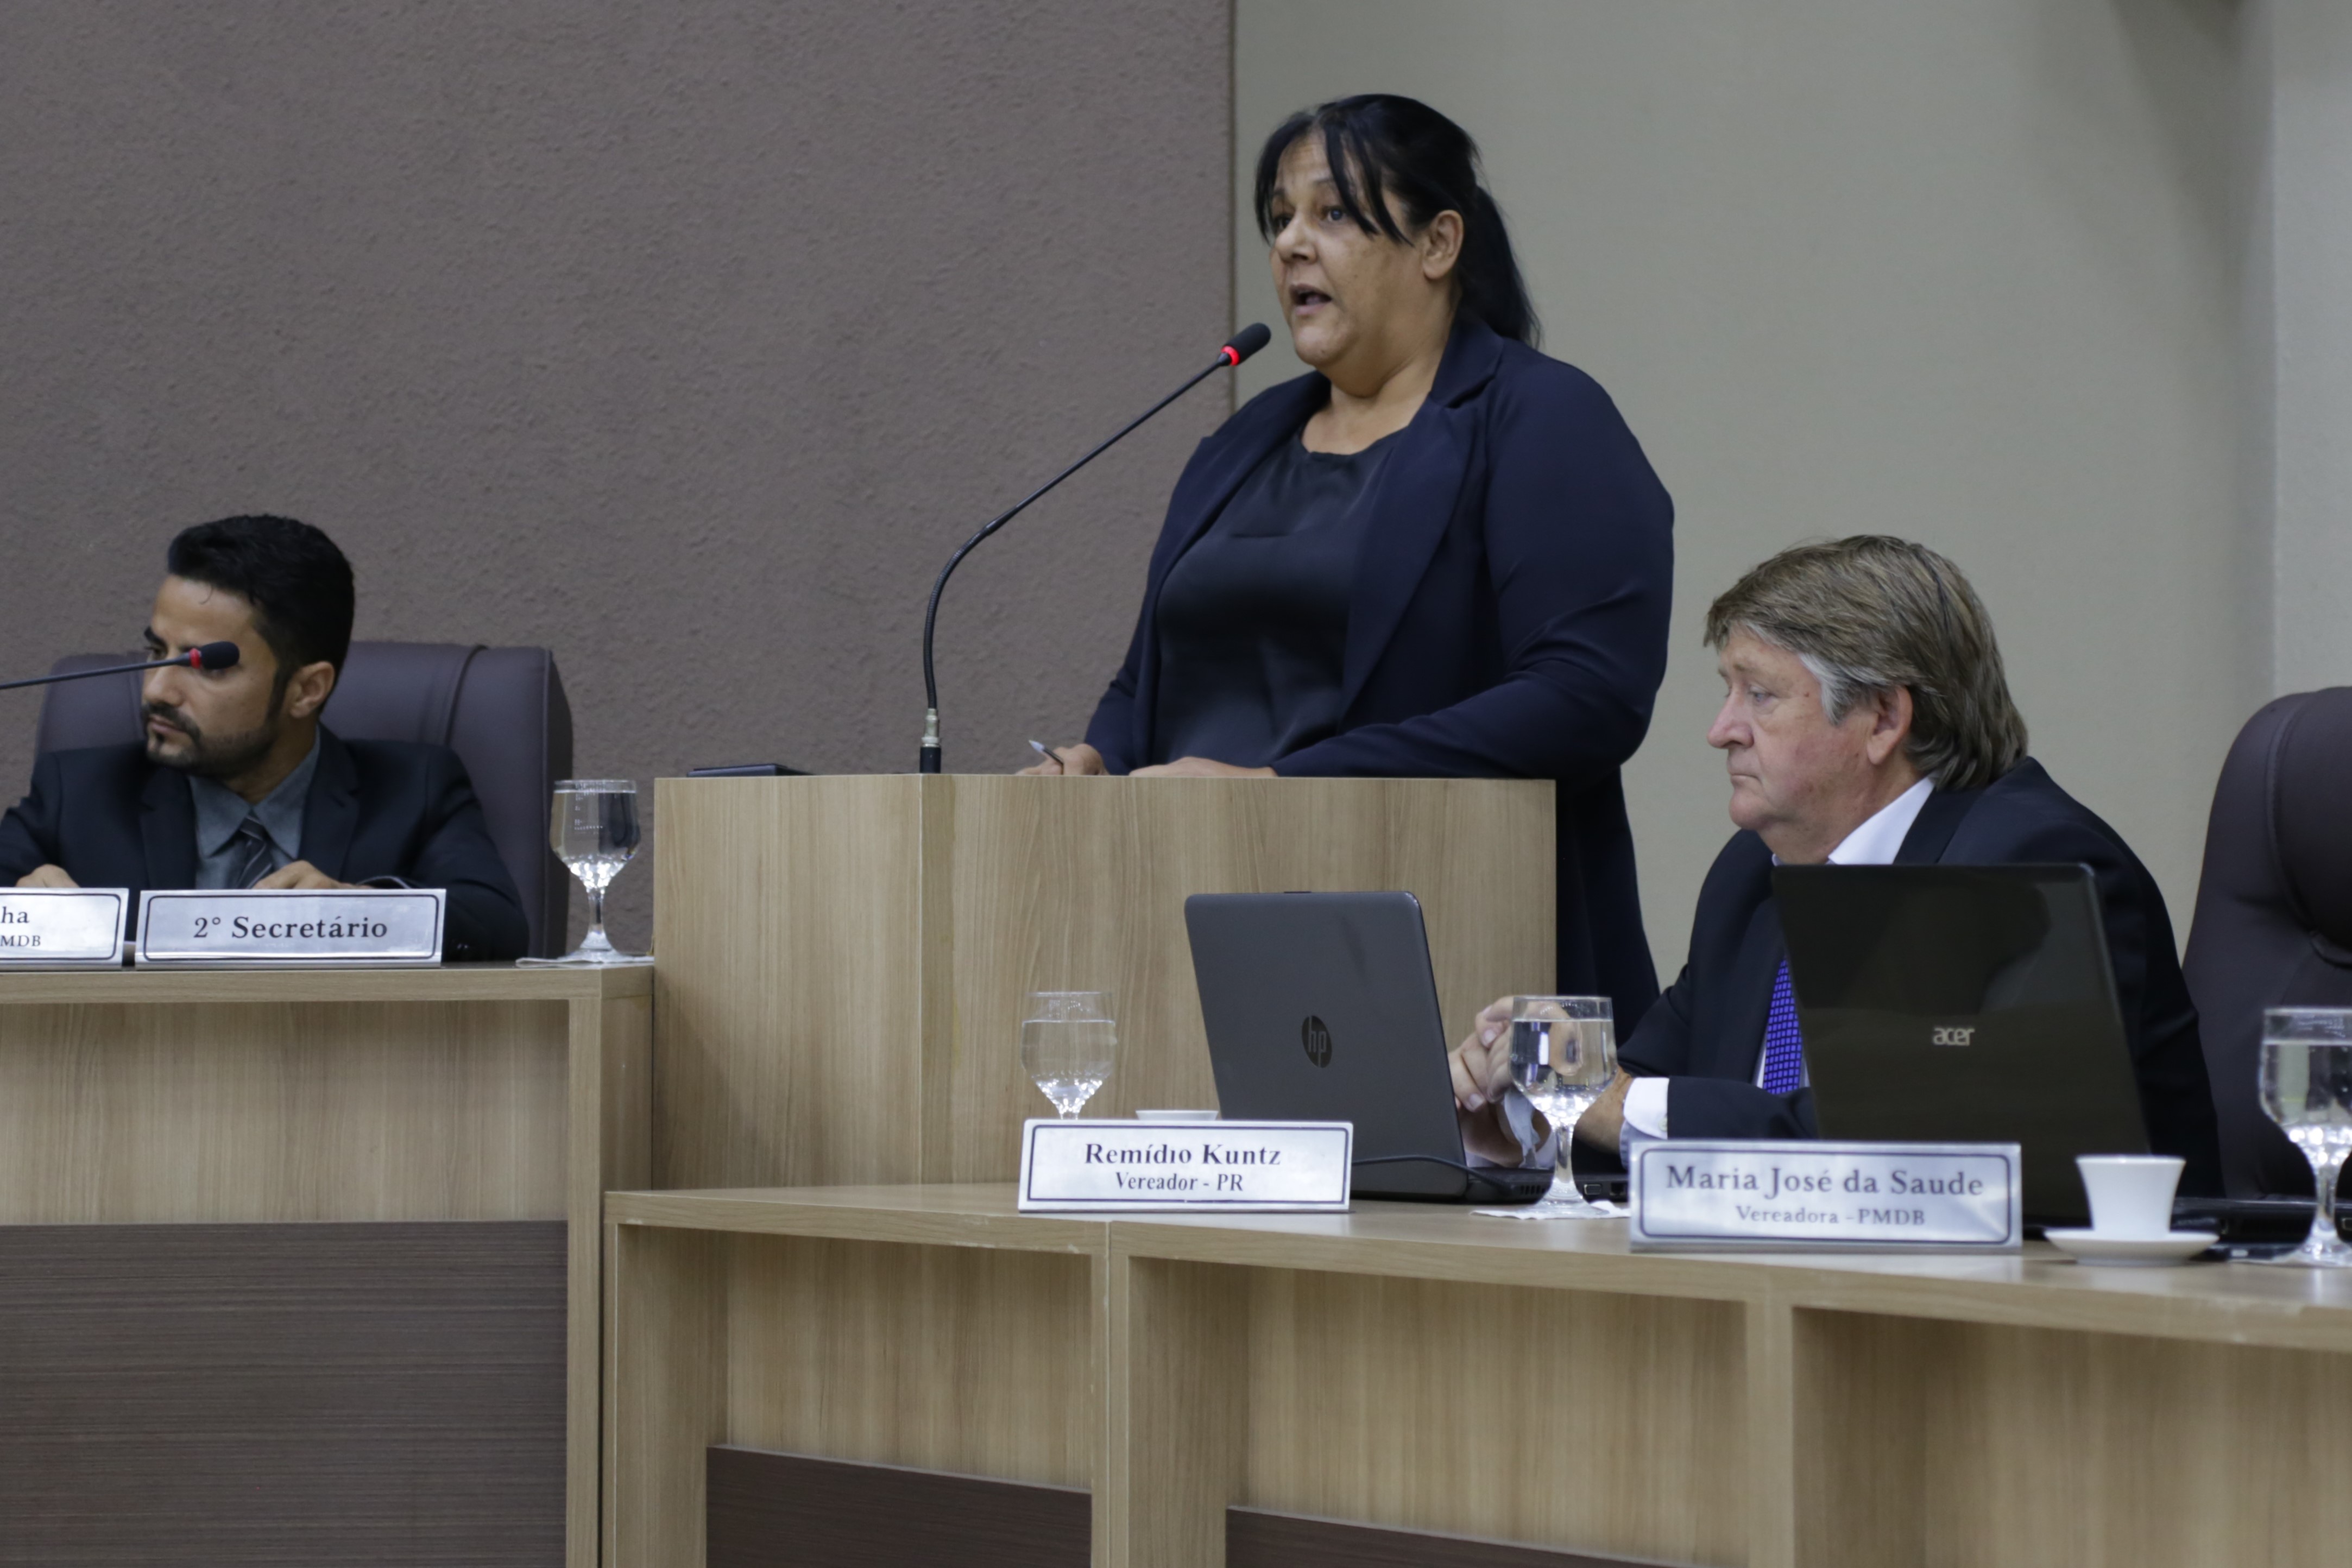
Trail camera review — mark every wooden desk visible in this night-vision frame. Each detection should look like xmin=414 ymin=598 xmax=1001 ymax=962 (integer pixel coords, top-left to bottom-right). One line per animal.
xmin=605 ymin=1185 xmax=2352 ymax=1568
xmin=0 ymin=964 xmax=651 ymax=1568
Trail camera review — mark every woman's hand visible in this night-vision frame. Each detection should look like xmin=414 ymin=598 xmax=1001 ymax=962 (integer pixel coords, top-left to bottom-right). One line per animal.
xmin=1019 ymin=743 xmax=1107 ymax=777
xmin=1128 ymin=757 xmax=1276 ymax=779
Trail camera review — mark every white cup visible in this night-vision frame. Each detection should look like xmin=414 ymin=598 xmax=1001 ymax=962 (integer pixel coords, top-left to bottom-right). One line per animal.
xmin=2075 ymin=1154 xmax=2184 ymax=1237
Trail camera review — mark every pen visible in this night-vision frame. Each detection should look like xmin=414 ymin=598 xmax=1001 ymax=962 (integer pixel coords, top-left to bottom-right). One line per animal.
xmin=1028 ymin=739 xmax=1061 ymax=767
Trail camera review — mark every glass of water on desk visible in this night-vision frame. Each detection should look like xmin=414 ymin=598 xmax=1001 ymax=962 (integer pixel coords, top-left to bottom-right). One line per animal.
xmin=1022 ymin=991 xmax=1116 ymax=1118
xmin=2254 ymin=1008 xmax=2352 ymax=1268
xmin=1509 ymin=995 xmax=1618 ymax=1218
xmin=548 ymin=779 xmax=644 ymax=964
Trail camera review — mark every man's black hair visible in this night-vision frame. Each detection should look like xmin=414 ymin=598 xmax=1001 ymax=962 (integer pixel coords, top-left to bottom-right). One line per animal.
xmin=166 ymin=515 xmax=356 ymax=677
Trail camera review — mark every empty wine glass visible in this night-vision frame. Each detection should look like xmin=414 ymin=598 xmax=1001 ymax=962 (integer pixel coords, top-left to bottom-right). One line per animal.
xmin=2253 ymin=1008 xmax=2352 ymax=1268
xmin=1021 ymin=991 xmax=1116 ymax=1118
xmin=550 ymin=779 xmax=642 ymax=964
xmin=1507 ymin=995 xmax=1618 ymax=1219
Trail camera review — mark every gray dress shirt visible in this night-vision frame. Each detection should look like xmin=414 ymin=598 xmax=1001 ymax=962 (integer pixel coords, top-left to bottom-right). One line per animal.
xmin=190 ymin=738 xmax=320 ymax=889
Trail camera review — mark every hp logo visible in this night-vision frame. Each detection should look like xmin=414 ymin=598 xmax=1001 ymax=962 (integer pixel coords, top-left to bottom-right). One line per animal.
xmin=1300 ymin=1015 xmax=1333 ymax=1068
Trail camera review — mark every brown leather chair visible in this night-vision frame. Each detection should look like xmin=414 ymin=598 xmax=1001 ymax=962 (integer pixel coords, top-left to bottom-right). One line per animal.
xmin=33 ymin=642 xmax=573 ymax=958
xmin=2181 ymin=687 xmax=2352 ymax=1197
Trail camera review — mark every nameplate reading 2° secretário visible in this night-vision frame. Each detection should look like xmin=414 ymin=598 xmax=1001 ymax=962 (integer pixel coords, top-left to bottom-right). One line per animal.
xmin=136 ymin=888 xmax=446 ymax=967
xmin=1629 ymin=1140 xmax=2022 ymax=1253
xmin=0 ymin=889 xmax=130 ymax=967
xmin=1018 ymin=1120 xmax=1352 ymax=1212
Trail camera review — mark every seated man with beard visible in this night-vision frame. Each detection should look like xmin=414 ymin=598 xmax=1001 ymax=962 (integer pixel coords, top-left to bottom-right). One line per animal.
xmin=0 ymin=514 xmax=529 ymax=962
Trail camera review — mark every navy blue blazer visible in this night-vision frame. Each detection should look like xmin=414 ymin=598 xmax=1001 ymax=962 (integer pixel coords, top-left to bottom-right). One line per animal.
xmin=1616 ymin=758 xmax=2225 ymax=1196
xmin=1084 ymin=319 xmax=1675 ymax=1022
xmin=0 ymin=726 xmax=531 ymax=963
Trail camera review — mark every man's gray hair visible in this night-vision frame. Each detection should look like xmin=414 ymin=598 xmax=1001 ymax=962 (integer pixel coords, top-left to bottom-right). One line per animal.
xmin=1703 ymin=536 xmax=2028 ymax=791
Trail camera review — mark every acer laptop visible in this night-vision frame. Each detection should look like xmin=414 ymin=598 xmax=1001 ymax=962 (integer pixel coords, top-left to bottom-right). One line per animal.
xmin=1184 ymin=891 xmax=1553 ymax=1204
xmin=1774 ymin=863 xmax=2152 ymax=1228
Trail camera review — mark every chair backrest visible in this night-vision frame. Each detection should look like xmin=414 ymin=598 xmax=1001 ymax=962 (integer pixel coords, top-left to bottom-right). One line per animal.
xmin=2181 ymin=687 xmax=2352 ymax=1197
xmin=33 ymin=641 xmax=574 ymax=958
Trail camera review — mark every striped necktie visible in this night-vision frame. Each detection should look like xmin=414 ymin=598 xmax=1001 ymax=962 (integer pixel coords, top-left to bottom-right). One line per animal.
xmin=1760 ymin=958 xmax=1806 ymax=1096
xmin=225 ymin=814 xmax=276 ymax=890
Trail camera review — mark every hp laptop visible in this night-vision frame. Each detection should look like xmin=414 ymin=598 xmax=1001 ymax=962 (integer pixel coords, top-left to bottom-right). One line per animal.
xmin=1184 ymin=891 xmax=1553 ymax=1204
xmin=1774 ymin=863 xmax=2152 ymax=1228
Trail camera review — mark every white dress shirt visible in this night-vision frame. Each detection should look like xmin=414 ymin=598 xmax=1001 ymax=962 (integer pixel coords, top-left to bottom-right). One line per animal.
xmin=1617 ymin=776 xmax=1934 ymax=1156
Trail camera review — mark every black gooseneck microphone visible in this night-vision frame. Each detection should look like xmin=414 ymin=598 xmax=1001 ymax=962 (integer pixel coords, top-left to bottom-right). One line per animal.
xmin=0 ymin=642 xmax=241 ymax=695
xmin=918 ymin=323 xmax=1274 ymax=773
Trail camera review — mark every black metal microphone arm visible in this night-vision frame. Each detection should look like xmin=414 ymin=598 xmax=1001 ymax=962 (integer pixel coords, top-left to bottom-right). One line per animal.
xmin=0 ymin=644 xmax=239 ymax=696
xmin=917 ymin=349 xmax=1241 ymax=774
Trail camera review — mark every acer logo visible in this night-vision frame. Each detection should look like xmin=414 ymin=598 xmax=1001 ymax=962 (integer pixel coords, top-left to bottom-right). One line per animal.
xmin=1301 ymin=1015 xmax=1333 ymax=1068
xmin=1931 ymin=1025 xmax=1976 ymax=1047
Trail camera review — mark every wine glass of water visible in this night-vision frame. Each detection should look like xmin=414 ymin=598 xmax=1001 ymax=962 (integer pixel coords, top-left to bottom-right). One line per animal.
xmin=550 ymin=779 xmax=642 ymax=964
xmin=1022 ymin=991 xmax=1116 ymax=1118
xmin=1510 ymin=995 xmax=1618 ymax=1218
xmin=2255 ymin=1008 xmax=2352 ymax=1268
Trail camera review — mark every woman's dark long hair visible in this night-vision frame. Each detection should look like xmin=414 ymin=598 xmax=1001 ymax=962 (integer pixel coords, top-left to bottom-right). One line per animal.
xmin=1253 ymin=95 xmax=1537 ymax=346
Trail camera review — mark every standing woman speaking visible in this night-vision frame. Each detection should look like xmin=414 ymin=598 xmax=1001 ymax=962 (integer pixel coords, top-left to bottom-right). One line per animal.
xmin=1027 ymin=96 xmax=1674 ymax=1024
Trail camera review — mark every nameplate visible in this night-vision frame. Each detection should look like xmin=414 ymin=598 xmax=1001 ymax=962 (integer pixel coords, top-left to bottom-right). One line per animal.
xmin=136 ymin=888 xmax=445 ymax=966
xmin=1017 ymin=1119 xmax=1352 ymax=1212
xmin=1629 ymin=1140 xmax=2022 ymax=1252
xmin=0 ymin=889 xmax=130 ymax=966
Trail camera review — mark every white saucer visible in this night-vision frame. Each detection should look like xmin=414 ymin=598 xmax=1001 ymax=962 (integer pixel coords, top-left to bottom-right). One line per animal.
xmin=2044 ymin=1228 xmax=2216 ymax=1266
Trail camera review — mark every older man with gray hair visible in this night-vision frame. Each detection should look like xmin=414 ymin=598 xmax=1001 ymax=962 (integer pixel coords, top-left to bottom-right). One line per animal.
xmin=1453 ymin=535 xmax=2223 ymax=1193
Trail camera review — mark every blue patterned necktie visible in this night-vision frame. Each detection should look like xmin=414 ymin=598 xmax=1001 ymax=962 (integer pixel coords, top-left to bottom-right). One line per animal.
xmin=225 ymin=814 xmax=276 ymax=890
xmin=1760 ymin=958 xmax=1806 ymax=1096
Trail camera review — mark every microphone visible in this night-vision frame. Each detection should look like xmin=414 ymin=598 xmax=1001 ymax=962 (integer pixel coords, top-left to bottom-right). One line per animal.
xmin=918 ymin=324 xmax=1273 ymax=773
xmin=0 ymin=642 xmax=241 ymax=696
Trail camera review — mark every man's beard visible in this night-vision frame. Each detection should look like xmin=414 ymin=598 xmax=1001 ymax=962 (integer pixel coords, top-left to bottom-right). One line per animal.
xmin=143 ymin=699 xmax=280 ymax=779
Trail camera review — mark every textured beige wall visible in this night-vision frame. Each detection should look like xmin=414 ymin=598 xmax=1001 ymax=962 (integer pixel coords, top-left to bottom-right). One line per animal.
xmin=0 ymin=1 xmax=1233 ymax=949
xmin=1237 ymin=0 xmax=2248 ymax=978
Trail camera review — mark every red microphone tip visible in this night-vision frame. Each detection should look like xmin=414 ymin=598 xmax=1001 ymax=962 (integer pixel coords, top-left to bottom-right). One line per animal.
xmin=1220 ymin=346 xmax=1241 ymax=367
xmin=186 ymin=649 xmax=203 ymax=669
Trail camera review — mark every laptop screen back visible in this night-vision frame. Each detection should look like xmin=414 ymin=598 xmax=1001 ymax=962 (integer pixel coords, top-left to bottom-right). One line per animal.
xmin=1183 ymin=891 xmax=1478 ymax=1199
xmin=1775 ymin=863 xmax=2150 ymax=1226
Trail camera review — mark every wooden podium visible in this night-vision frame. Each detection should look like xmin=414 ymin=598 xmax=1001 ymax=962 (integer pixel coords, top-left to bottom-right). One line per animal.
xmin=651 ymin=775 xmax=1554 ymax=1190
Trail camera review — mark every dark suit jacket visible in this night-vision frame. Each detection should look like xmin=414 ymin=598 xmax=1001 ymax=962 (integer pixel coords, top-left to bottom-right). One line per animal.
xmin=0 ymin=727 xmax=530 ymax=963
xmin=1616 ymin=758 xmax=2224 ymax=1196
xmin=1084 ymin=318 xmax=1676 ymax=1023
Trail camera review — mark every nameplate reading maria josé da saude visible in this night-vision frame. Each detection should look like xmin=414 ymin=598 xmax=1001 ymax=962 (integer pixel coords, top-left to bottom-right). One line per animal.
xmin=1628 ymin=1140 xmax=2022 ymax=1253
xmin=136 ymin=888 xmax=446 ymax=967
xmin=1018 ymin=1120 xmax=1352 ymax=1212
xmin=0 ymin=889 xmax=131 ymax=967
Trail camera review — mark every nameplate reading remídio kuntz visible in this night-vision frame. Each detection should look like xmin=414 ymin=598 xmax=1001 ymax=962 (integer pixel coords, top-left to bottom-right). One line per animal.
xmin=1018 ymin=1120 xmax=1352 ymax=1212
xmin=1629 ymin=1140 xmax=2022 ymax=1251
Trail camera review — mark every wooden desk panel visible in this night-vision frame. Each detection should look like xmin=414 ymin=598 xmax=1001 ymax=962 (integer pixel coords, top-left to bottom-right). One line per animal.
xmin=1237 ymin=1269 xmax=1745 ymax=1563
xmin=604 ymin=1209 xmax=1105 ymax=1568
xmin=0 ymin=998 xmax=567 ymax=1222
xmin=0 ymin=964 xmax=651 ymax=1568
xmin=607 ymin=1187 xmax=2352 ymax=1568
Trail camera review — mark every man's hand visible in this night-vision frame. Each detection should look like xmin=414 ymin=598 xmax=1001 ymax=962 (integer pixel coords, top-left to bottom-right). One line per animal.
xmin=1573 ymin=1070 xmax=1637 ymax=1152
xmin=1449 ymin=996 xmax=1527 ymax=1164
xmin=1128 ymin=757 xmax=1276 ymax=779
xmin=1018 ymin=742 xmax=1108 ymax=777
xmin=251 ymin=860 xmax=355 ymax=891
xmin=15 ymin=864 xmax=77 ymax=888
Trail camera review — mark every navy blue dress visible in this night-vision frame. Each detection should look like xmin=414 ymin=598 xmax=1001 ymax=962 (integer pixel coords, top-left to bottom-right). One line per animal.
xmin=1084 ymin=317 xmax=1675 ymax=1025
